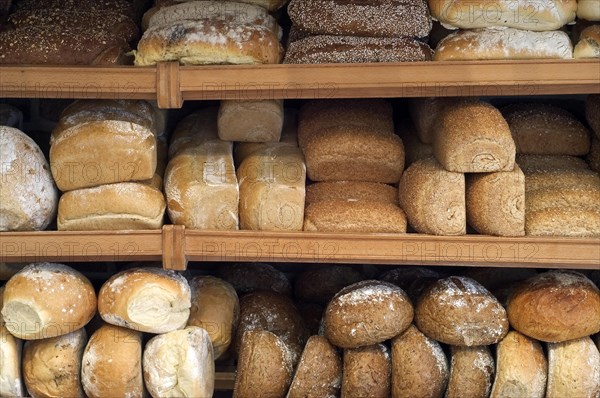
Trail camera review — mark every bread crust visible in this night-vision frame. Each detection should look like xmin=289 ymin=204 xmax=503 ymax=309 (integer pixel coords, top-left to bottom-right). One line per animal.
xmin=574 ymin=25 xmax=600 ymax=58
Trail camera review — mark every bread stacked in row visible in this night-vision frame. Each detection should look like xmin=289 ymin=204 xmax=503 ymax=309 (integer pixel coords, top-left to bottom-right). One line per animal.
xmin=284 ymin=0 xmax=434 ymax=63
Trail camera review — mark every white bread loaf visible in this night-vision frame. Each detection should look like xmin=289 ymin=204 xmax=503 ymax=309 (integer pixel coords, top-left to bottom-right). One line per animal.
xmin=98 ymin=267 xmax=191 ymax=334
xmin=82 ymin=324 xmax=144 ymax=398
xmin=342 ymin=344 xmax=391 ymax=398
xmin=446 ymin=345 xmax=494 ymax=398
xmin=429 ymin=0 xmax=576 ymax=30
xmin=187 ymin=276 xmax=239 ymax=359
xmin=0 ymin=286 xmax=24 ymax=398
xmin=547 ymin=336 xmax=600 ymax=398
xmin=434 ymin=28 xmax=573 ymax=60
xmin=165 ymin=142 xmax=239 ymax=230
xmin=168 ymin=107 xmax=220 ymax=159
xmin=574 ymin=25 xmax=600 ymax=58
xmin=143 ymin=327 xmax=214 ymax=398
xmin=22 ymin=328 xmax=87 ymax=398
xmin=578 ymin=0 xmax=600 ymax=21
xmin=50 ymin=100 xmax=157 ymax=191
xmin=218 ymin=100 xmax=283 ymax=142
xmin=1 ymin=263 xmax=96 ymax=340
xmin=238 ymin=145 xmax=306 ymax=231
xmin=0 ymin=126 xmax=58 ymax=231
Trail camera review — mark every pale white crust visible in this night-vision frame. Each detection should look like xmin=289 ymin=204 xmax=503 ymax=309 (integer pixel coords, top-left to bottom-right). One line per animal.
xmin=574 ymin=25 xmax=600 ymax=59
xmin=547 ymin=337 xmax=600 ymax=398
xmin=578 ymin=0 xmax=600 ymax=21
xmin=0 ymin=320 xmax=24 ymax=397
xmin=218 ymin=100 xmax=283 ymax=142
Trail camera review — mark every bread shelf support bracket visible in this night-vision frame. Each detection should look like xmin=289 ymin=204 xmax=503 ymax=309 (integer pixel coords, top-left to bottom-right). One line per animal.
xmin=162 ymin=225 xmax=187 ymax=271
xmin=156 ymin=62 xmax=183 ymax=109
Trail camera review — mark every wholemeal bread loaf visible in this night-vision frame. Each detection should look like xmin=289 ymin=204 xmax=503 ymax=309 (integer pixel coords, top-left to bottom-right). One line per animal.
xmin=578 ymin=0 xmax=600 ymax=20
xmin=147 ymin=0 xmax=289 ymax=19
xmin=429 ymin=0 xmax=576 ymax=30
xmin=391 ymin=324 xmax=449 ymax=398
xmin=517 ymin=154 xmax=590 ymax=173
xmin=398 ymin=157 xmax=466 ymax=235
xmin=305 ymin=181 xmax=398 ymax=205
xmin=14 ymin=0 xmax=144 ymax=20
xmin=324 ymin=280 xmax=413 ymax=349
xmin=287 ymin=335 xmax=342 ymax=398
xmin=434 ymin=28 xmax=573 ymax=60
xmin=466 ymin=166 xmax=525 ymax=236
xmin=574 ymin=25 xmax=600 ymax=58
xmin=408 ymin=98 xmax=454 ymax=145
xmin=98 ymin=267 xmax=191 ymax=334
xmin=0 ymin=126 xmax=58 ymax=231
xmin=1 ymin=263 xmax=96 ymax=340
xmin=490 ymin=331 xmax=547 ymax=398
xmin=217 ymin=263 xmax=292 ymax=296
xmin=0 ymin=285 xmax=24 ymax=397
xmin=187 ymin=276 xmax=239 ymax=359
xmin=526 ymin=187 xmax=600 ymax=212
xmin=398 ymin=121 xmax=434 ymax=165
xmin=526 ymin=208 xmax=600 ymax=236
xmin=587 ymin=94 xmax=600 ymax=137
xmin=507 ymin=270 xmax=600 ymax=342
xmin=524 ymin=168 xmax=600 ymax=192
xmin=218 ymin=100 xmax=283 ymax=142
xmin=342 ymin=344 xmax=391 ymax=398
xmin=415 ymin=276 xmax=509 ymax=346
xmin=589 ymin=136 xmax=600 ymax=172
xmin=143 ymin=327 xmax=214 ymax=398
xmin=433 ymin=100 xmax=516 ymax=172
xmin=294 ymin=265 xmax=364 ymax=304
xmin=81 ymin=324 xmax=144 ymax=398
xmin=547 ymin=336 xmax=600 ymax=398
xmin=23 ymin=328 xmax=87 ymax=398
xmin=233 ymin=330 xmax=294 ymax=398
xmin=446 ymin=345 xmax=494 ymax=398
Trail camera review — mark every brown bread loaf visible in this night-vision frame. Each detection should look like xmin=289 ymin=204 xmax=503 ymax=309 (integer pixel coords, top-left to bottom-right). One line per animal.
xmin=342 ymin=344 xmax=391 ymax=398
xmin=446 ymin=346 xmax=494 ymax=398
xmin=305 ymin=181 xmax=398 ymax=205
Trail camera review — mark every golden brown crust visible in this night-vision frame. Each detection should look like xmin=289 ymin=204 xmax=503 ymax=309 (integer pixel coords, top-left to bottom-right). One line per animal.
xmin=578 ymin=0 xmax=600 ymax=20
xmin=306 ymin=181 xmax=398 ymax=205
xmin=574 ymin=25 xmax=600 ymax=58
xmin=525 ymin=208 xmax=600 ymax=236
xmin=342 ymin=344 xmax=391 ymax=398
xmin=547 ymin=337 xmax=600 ymax=398
xmin=446 ymin=346 xmax=494 ymax=398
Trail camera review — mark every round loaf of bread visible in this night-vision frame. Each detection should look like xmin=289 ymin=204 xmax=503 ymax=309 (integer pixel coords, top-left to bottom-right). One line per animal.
xmin=294 ymin=265 xmax=364 ymax=304
xmin=587 ymin=94 xmax=600 ymax=137
xmin=415 ymin=276 xmax=509 ymax=346
xmin=391 ymin=324 xmax=449 ymax=398
xmin=98 ymin=267 xmax=191 ymax=334
xmin=305 ymin=181 xmax=398 ymax=205
xmin=233 ymin=330 xmax=294 ymax=398
xmin=187 ymin=276 xmax=239 ymax=359
xmin=578 ymin=0 xmax=600 ymax=20
xmin=342 ymin=344 xmax=391 ymax=398
xmin=574 ymin=25 xmax=600 ymax=58
xmin=81 ymin=323 xmax=144 ymax=398
xmin=446 ymin=345 xmax=494 ymax=398
xmin=1 ymin=263 xmax=96 ymax=340
xmin=23 ymin=328 xmax=87 ymax=398
xmin=507 ymin=270 xmax=600 ymax=342
xmin=143 ymin=326 xmax=214 ymax=398
xmin=547 ymin=336 xmax=600 ymax=398
xmin=0 ymin=285 xmax=24 ymax=398
xmin=217 ymin=263 xmax=292 ymax=296
xmin=0 ymin=126 xmax=58 ymax=231
xmin=287 ymin=335 xmax=342 ymax=398
xmin=324 ymin=280 xmax=413 ymax=349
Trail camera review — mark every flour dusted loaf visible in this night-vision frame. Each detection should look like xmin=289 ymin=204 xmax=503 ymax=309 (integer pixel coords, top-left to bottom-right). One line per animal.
xmin=217 ymin=263 xmax=292 ymax=296
xmin=98 ymin=267 xmax=191 ymax=334
xmin=574 ymin=25 xmax=600 ymax=58
xmin=0 ymin=286 xmax=24 ymax=398
xmin=324 ymin=280 xmax=413 ymax=349
xmin=507 ymin=270 xmax=600 ymax=342
xmin=547 ymin=336 xmax=600 ymax=398
xmin=218 ymin=100 xmax=283 ymax=142
xmin=342 ymin=344 xmax=391 ymax=398
xmin=0 ymin=126 xmax=58 ymax=231
xmin=1 ymin=263 xmax=96 ymax=340
xmin=143 ymin=327 xmax=214 ymax=398
xmin=294 ymin=265 xmax=364 ymax=304
xmin=446 ymin=345 xmax=494 ymax=398
xmin=578 ymin=0 xmax=600 ymax=20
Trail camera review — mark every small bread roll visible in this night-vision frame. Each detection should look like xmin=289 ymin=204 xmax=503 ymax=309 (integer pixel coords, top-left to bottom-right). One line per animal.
xmin=305 ymin=181 xmax=398 ymax=205
xmin=324 ymin=280 xmax=413 ymax=349
xmin=187 ymin=276 xmax=239 ymax=359
xmin=415 ymin=276 xmax=509 ymax=346
xmin=391 ymin=325 xmax=449 ymax=398
xmin=490 ymin=331 xmax=547 ymax=398
xmin=218 ymin=100 xmax=283 ymax=142
xmin=507 ymin=270 xmax=600 ymax=342
xmin=547 ymin=336 xmax=600 ymax=398
xmin=233 ymin=330 xmax=294 ymax=398
xmin=82 ymin=324 xmax=144 ymax=398
xmin=398 ymin=157 xmax=466 ymax=236
xmin=143 ymin=327 xmax=214 ymax=398
xmin=446 ymin=346 xmax=494 ymax=398
xmin=217 ymin=263 xmax=292 ymax=296
xmin=0 ymin=285 xmax=24 ymax=398
xmin=342 ymin=344 xmax=391 ymax=398
xmin=287 ymin=335 xmax=342 ymax=398
xmin=1 ymin=263 xmax=96 ymax=340
xmin=574 ymin=25 xmax=600 ymax=58
xmin=587 ymin=94 xmax=600 ymax=138
xmin=578 ymin=0 xmax=600 ymax=21
xmin=23 ymin=328 xmax=87 ymax=398
xmin=294 ymin=265 xmax=364 ymax=304
xmin=98 ymin=267 xmax=191 ymax=334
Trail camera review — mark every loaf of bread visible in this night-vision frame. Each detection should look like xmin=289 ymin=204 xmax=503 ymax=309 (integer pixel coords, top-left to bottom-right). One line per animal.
xmin=14 ymin=0 xmax=145 ymax=20
xmin=398 ymin=157 xmax=466 ymax=235
xmin=587 ymin=94 xmax=600 ymax=137
xmin=434 ymin=100 xmax=516 ymax=172
xmin=502 ymin=103 xmax=591 ymax=155
xmin=391 ymin=324 xmax=449 ymax=398
xmin=408 ymin=98 xmax=455 ymax=144
xmin=147 ymin=0 xmax=289 ymax=20
xmin=507 ymin=270 xmax=600 ymax=342
xmin=306 ymin=181 xmax=397 ymax=205
xmin=466 ymin=166 xmax=525 ymax=236
xmin=398 ymin=121 xmax=434 ymax=165
xmin=238 ymin=145 xmax=306 ymax=231
xmin=0 ymin=285 xmax=24 ymax=398
xmin=283 ymin=35 xmax=434 ymax=64
xmin=589 ymin=136 xmax=600 ymax=172
xmin=168 ymin=108 xmax=221 ymax=158
xmin=234 ymin=331 xmax=293 ymax=398
xmin=429 ymin=0 xmax=576 ymax=30
xmin=165 ymin=142 xmax=239 ymax=230
xmin=218 ymin=100 xmax=283 ymax=142
xmin=187 ymin=276 xmax=239 ymax=359
xmin=217 ymin=263 xmax=292 ymax=296
xmin=143 ymin=327 xmax=214 ymax=398
xmin=490 ymin=331 xmax=547 ymax=398
xmin=517 ymin=154 xmax=590 ymax=173
xmin=1 ymin=263 xmax=96 ymax=340
xmin=547 ymin=336 xmax=600 ymax=398
xmin=525 ymin=168 xmax=600 ymax=192
xmin=81 ymin=324 xmax=144 ymax=398
xmin=526 ymin=187 xmax=600 ymax=212
xmin=574 ymin=25 xmax=600 ymax=58
xmin=446 ymin=346 xmax=494 ymax=398
xmin=287 ymin=335 xmax=342 ymax=398
xmin=578 ymin=0 xmax=600 ymax=21
xmin=434 ymin=28 xmax=573 ymax=60
xmin=342 ymin=344 xmax=391 ymax=398
xmin=526 ymin=208 xmax=600 ymax=236
xmin=98 ymin=267 xmax=191 ymax=334
xmin=23 ymin=328 xmax=87 ymax=398
xmin=415 ymin=276 xmax=509 ymax=346
xmin=0 ymin=126 xmax=58 ymax=231
xmin=294 ymin=265 xmax=364 ymax=304
xmin=324 ymin=280 xmax=413 ymax=349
